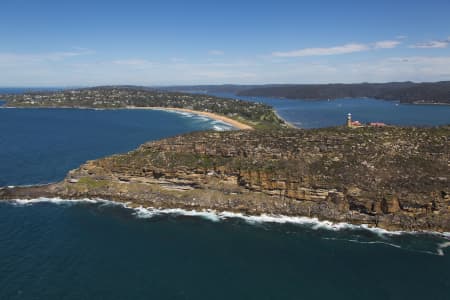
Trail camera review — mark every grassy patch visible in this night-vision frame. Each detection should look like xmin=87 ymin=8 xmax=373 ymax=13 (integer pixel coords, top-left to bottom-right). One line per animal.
xmin=77 ymin=177 xmax=109 ymax=189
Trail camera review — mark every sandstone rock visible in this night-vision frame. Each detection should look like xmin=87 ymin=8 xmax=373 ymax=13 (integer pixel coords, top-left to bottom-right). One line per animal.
xmin=381 ymin=195 xmax=401 ymax=214
xmin=1 ymin=126 xmax=449 ymax=232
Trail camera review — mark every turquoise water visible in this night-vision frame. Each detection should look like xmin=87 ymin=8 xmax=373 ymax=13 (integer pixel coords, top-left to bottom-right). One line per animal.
xmin=0 ymin=93 xmax=450 ymax=299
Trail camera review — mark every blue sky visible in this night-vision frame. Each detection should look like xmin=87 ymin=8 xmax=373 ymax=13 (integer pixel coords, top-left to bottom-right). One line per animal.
xmin=1 ymin=0 xmax=450 ymax=86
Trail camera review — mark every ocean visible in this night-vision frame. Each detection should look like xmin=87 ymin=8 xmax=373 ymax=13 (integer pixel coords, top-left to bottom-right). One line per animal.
xmin=1 ymin=91 xmax=450 ymax=299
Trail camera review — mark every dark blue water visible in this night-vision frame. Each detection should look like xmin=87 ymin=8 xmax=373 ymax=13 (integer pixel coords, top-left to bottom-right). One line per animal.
xmin=207 ymin=92 xmax=450 ymax=128
xmin=0 ymin=107 xmax=231 ymax=186
xmin=1 ymin=92 xmax=450 ymax=299
xmin=1 ymin=201 xmax=449 ymax=300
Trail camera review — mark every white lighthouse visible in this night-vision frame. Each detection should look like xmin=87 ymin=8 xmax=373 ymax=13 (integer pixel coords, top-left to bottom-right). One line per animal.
xmin=346 ymin=113 xmax=352 ymax=127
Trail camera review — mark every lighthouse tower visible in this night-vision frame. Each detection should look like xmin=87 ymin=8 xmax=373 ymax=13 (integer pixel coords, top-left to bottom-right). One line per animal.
xmin=346 ymin=113 xmax=352 ymax=127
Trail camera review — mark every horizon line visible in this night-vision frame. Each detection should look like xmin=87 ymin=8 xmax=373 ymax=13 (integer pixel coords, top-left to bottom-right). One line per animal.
xmin=1 ymin=80 xmax=450 ymax=89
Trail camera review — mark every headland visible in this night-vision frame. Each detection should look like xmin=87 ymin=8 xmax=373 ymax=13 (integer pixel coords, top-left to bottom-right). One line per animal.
xmin=1 ymin=125 xmax=449 ymax=232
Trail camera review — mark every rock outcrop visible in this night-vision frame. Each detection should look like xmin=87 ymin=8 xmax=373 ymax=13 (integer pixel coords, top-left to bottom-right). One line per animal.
xmin=1 ymin=126 xmax=449 ymax=232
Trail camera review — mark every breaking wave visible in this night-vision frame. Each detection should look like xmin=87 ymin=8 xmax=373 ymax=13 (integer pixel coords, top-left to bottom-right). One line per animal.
xmin=6 ymin=197 xmax=450 ymax=256
xmin=161 ymin=109 xmax=235 ymax=131
xmin=437 ymin=242 xmax=450 ymax=256
xmin=10 ymin=197 xmax=112 ymax=206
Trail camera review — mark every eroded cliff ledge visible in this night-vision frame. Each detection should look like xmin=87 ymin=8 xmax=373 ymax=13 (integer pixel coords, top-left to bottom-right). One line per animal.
xmin=1 ymin=126 xmax=449 ymax=232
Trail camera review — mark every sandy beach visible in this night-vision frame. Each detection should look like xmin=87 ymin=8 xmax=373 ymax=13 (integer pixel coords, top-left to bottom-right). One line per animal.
xmin=1 ymin=104 xmax=255 ymax=130
xmin=126 ymin=106 xmax=253 ymax=130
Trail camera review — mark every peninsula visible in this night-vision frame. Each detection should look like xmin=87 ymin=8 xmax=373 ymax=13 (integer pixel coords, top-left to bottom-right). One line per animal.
xmin=0 ymin=86 xmax=286 ymax=130
xmin=1 ymin=124 xmax=449 ymax=232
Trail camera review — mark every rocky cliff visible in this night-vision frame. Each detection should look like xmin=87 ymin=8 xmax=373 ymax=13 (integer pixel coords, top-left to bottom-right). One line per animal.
xmin=1 ymin=126 xmax=449 ymax=232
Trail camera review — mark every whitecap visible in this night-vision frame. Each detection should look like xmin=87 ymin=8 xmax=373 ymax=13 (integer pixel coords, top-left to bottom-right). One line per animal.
xmin=213 ymin=212 xmax=398 ymax=234
xmin=5 ymin=198 xmax=449 ymax=239
xmin=212 ymin=125 xmax=227 ymax=131
xmin=211 ymin=120 xmax=231 ymax=126
xmin=437 ymin=241 xmax=450 ymax=256
xmin=159 ymin=110 xmax=194 ymax=118
xmin=10 ymin=197 xmax=110 ymax=206
xmin=194 ymin=116 xmax=210 ymax=122
xmin=129 ymin=208 xmax=409 ymax=236
xmin=323 ymin=237 xmax=403 ymax=250
xmin=157 ymin=108 xmax=237 ymax=130
xmin=179 ymin=112 xmax=194 ymax=118
xmin=131 ymin=206 xmax=221 ymax=222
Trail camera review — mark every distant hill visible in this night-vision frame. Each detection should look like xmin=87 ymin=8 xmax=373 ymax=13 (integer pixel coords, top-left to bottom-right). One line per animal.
xmin=164 ymin=82 xmax=450 ymax=104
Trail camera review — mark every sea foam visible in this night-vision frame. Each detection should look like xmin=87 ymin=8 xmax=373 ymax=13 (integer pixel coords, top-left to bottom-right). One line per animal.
xmin=118 ymin=205 xmax=435 ymax=238
xmin=161 ymin=109 xmax=235 ymax=130
xmin=5 ymin=197 xmax=450 ymax=256
xmin=10 ymin=197 xmax=107 ymax=206
xmin=437 ymin=242 xmax=450 ymax=256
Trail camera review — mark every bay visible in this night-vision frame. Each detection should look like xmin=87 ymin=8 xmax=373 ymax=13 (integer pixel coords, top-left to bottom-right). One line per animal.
xmin=206 ymin=92 xmax=450 ymax=128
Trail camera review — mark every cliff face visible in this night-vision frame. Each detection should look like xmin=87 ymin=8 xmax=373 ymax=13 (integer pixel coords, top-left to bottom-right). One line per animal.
xmin=1 ymin=126 xmax=449 ymax=232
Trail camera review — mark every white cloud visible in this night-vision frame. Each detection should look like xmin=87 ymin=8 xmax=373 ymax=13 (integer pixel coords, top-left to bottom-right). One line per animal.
xmin=351 ymin=56 xmax=450 ymax=82
xmin=252 ymin=56 xmax=450 ymax=84
xmin=170 ymin=57 xmax=185 ymax=63
xmin=272 ymin=39 xmax=401 ymax=57
xmin=410 ymin=39 xmax=449 ymax=49
xmin=0 ymin=49 xmax=94 ymax=65
xmin=208 ymin=50 xmax=225 ymax=56
xmin=190 ymin=70 xmax=256 ymax=80
xmin=0 ymin=49 xmax=95 ymax=62
xmin=373 ymin=40 xmax=401 ymax=49
xmin=1 ymin=47 xmax=450 ymax=86
xmin=272 ymin=43 xmax=369 ymax=57
xmin=112 ymin=59 xmax=152 ymax=66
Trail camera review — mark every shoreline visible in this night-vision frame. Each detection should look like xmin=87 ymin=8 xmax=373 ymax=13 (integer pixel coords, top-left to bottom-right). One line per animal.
xmin=4 ymin=197 xmax=450 ymax=239
xmin=0 ymin=104 xmax=254 ymax=130
xmin=125 ymin=106 xmax=253 ymax=130
xmin=273 ymin=110 xmax=297 ymax=128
